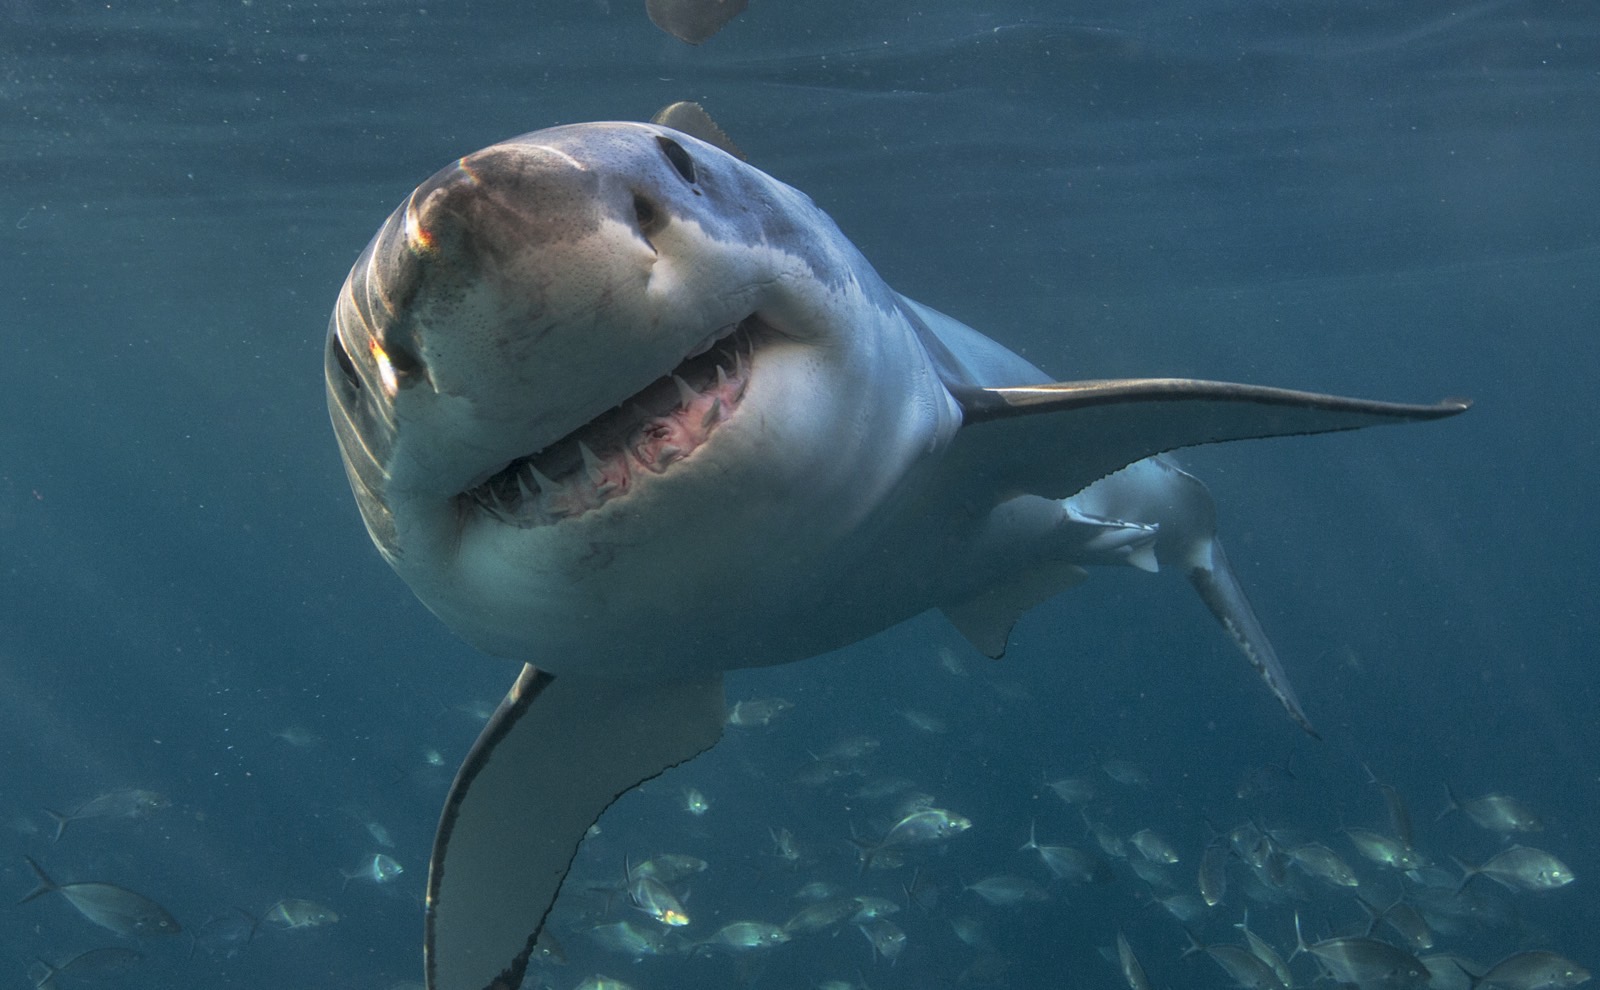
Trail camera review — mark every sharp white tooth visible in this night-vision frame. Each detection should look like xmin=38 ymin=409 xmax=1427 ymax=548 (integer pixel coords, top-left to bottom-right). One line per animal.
xmin=700 ymin=397 xmax=723 ymax=430
xmin=672 ymin=374 xmax=699 ymax=408
xmin=578 ymin=442 xmax=606 ymax=486
xmin=715 ymin=364 xmax=730 ymax=391
xmin=734 ymin=346 xmax=748 ymax=379
xmin=516 ymin=469 xmax=539 ymax=501
xmin=527 ymin=462 xmax=559 ymax=492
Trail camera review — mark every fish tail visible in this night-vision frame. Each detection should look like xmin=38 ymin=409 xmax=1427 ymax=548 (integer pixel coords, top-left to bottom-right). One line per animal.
xmin=1437 ymin=782 xmax=1463 ymax=822
xmin=1353 ymin=894 xmax=1382 ymax=936
xmin=42 ymin=810 xmax=69 ymax=843
xmin=1289 ymin=911 xmax=1309 ymax=961
xmin=19 ymin=856 xmax=56 ymax=904
xmin=30 ymin=957 xmax=59 ymax=990
xmin=1449 ymin=855 xmax=1480 ymax=895
xmin=1018 ymin=818 xmax=1038 ymax=852
xmin=846 ymin=836 xmax=876 ymax=874
xmin=237 ymin=907 xmax=261 ymax=944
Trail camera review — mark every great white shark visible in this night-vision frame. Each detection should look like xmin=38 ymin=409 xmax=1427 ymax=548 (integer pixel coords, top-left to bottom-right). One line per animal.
xmin=324 ymin=112 xmax=1467 ymax=990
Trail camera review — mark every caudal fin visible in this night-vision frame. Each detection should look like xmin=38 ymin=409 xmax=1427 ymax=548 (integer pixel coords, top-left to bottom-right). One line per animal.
xmin=19 ymin=856 xmax=57 ymax=904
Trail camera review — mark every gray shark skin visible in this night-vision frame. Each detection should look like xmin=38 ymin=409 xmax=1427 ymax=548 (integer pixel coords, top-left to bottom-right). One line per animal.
xmin=324 ymin=120 xmax=1466 ymax=990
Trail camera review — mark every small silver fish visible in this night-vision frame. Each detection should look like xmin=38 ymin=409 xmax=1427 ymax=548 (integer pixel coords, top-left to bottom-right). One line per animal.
xmin=630 ymin=853 xmax=707 ymax=884
xmin=271 ymin=725 xmax=319 ymax=748
xmin=1130 ymin=828 xmax=1180 ymax=864
xmin=585 ymin=920 xmax=675 ymax=958
xmin=1455 ymin=845 xmax=1575 ymax=892
xmin=44 ymin=789 xmax=168 ymax=842
xmin=858 ymin=917 xmax=907 ymax=965
xmin=341 ymin=853 xmax=403 ymax=889
xmin=936 ymin=645 xmax=969 ymax=677
xmin=1044 ymin=775 xmax=1097 ymax=805
xmin=1101 ymin=758 xmax=1150 ymax=787
xmin=1189 ymin=938 xmax=1285 ymax=990
xmin=695 ymin=921 xmax=789 ymax=952
xmin=1344 ymin=827 xmax=1427 ymax=870
xmin=1419 ymin=954 xmax=1482 ymax=990
xmin=769 ymin=826 xmax=801 ymax=863
xmin=1117 ymin=931 xmax=1152 ymax=990
xmin=680 ymin=786 xmax=710 ymax=816
xmin=856 ymin=807 xmax=971 ymax=868
xmin=1198 ymin=839 xmax=1230 ymax=907
xmin=1236 ymin=912 xmax=1292 ymax=988
xmin=1358 ymin=894 xmax=1434 ymax=952
xmin=1439 ymin=785 xmax=1543 ymax=834
xmin=30 ymin=946 xmax=145 ymax=990
xmin=365 ymin=820 xmax=395 ymax=848
xmin=264 ymin=898 xmax=338 ymax=930
xmin=1293 ymin=913 xmax=1430 ymax=989
xmin=781 ymin=898 xmax=857 ymax=935
xmin=963 ymin=874 xmax=1048 ymax=906
xmin=849 ymin=895 xmax=900 ymax=921
xmin=627 ymin=872 xmax=689 ymax=927
xmin=725 ymin=697 xmax=793 ymax=727
xmin=21 ymin=857 xmax=181 ymax=937
xmin=1020 ymin=820 xmax=1110 ymax=884
xmin=1156 ymin=893 xmax=1209 ymax=923
xmin=897 ymin=709 xmax=947 ymax=733
xmin=1476 ymin=950 xmax=1591 ymax=990
xmin=819 ymin=734 xmax=880 ymax=762
xmin=791 ymin=880 xmax=841 ymax=902
xmin=1287 ymin=842 xmax=1360 ymax=888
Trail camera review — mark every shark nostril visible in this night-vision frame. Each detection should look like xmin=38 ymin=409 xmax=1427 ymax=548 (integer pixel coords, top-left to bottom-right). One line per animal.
xmin=384 ymin=341 xmax=422 ymax=378
xmin=655 ymin=136 xmax=697 ymax=185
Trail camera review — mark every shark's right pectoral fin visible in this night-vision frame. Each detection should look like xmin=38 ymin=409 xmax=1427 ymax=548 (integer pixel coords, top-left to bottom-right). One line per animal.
xmin=426 ymin=666 xmax=725 ymax=990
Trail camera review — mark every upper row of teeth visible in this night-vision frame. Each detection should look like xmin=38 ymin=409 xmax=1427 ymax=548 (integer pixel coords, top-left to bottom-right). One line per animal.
xmin=469 ymin=328 xmax=752 ymax=519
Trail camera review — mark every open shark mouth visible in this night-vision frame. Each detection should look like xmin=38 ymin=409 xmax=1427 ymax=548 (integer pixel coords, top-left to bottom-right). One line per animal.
xmin=462 ymin=315 xmax=762 ymax=527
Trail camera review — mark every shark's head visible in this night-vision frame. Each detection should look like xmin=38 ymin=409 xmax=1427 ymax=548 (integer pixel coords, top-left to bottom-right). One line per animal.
xmin=326 ymin=122 xmax=956 ymax=675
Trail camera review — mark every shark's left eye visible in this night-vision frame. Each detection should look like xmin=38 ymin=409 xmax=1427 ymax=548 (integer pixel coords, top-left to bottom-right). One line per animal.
xmin=656 ymin=136 xmax=697 ymax=185
xmin=330 ymin=333 xmax=361 ymax=392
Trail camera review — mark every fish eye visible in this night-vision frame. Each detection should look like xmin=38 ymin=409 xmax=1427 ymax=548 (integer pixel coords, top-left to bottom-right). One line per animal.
xmin=656 ymin=136 xmax=697 ymax=185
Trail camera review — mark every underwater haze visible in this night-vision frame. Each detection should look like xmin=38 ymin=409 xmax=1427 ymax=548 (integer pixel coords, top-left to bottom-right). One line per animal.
xmin=2 ymin=1 xmax=1597 ymax=988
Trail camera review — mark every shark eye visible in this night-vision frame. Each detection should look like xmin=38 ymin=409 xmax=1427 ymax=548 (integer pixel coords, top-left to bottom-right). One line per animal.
xmin=633 ymin=193 xmax=666 ymax=238
xmin=656 ymin=136 xmax=697 ymax=185
xmin=330 ymin=333 xmax=361 ymax=391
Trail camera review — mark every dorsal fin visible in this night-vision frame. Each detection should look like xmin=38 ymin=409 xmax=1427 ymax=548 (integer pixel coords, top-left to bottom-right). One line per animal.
xmin=651 ymin=102 xmax=747 ymax=161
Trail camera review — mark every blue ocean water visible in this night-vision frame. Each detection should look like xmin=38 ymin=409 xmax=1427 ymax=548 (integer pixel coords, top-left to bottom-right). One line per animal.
xmin=2 ymin=1 xmax=1596 ymax=988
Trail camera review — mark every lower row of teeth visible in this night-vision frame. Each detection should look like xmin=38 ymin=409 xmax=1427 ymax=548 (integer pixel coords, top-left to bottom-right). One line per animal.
xmin=470 ymin=337 xmax=750 ymax=525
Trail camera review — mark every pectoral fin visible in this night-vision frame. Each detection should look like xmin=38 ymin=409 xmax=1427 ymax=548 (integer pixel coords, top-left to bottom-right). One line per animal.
xmin=950 ymin=378 xmax=1469 ymax=501
xmin=943 ymin=560 xmax=1089 ymax=658
xmin=426 ymin=666 xmax=725 ymax=990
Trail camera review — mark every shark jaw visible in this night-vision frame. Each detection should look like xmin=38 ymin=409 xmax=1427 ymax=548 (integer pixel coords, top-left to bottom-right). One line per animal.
xmin=460 ymin=316 xmax=762 ymax=529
